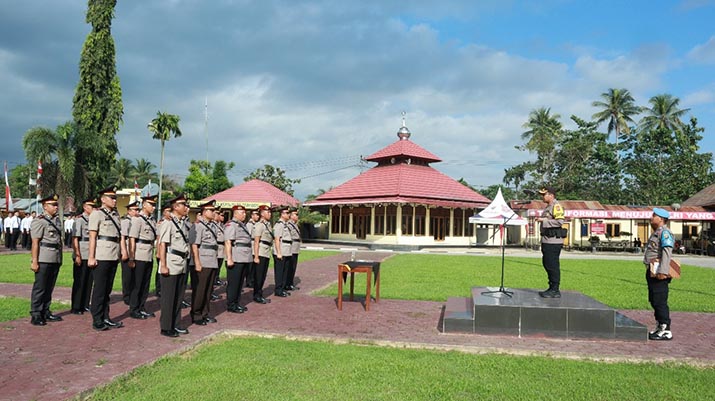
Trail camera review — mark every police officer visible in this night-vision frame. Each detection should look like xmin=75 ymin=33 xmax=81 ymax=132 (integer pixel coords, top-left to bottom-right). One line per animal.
xmin=272 ymin=206 xmax=293 ymax=297
xmin=286 ymin=207 xmax=301 ymax=291
xmin=211 ymin=208 xmax=226 ymax=298
xmin=71 ymin=198 xmax=97 ymax=314
xmin=245 ymin=208 xmax=260 ymax=288
xmin=252 ymin=205 xmax=273 ymax=304
xmin=224 ymin=205 xmax=251 ymax=313
xmin=157 ymin=194 xmax=191 ymax=337
xmin=128 ymin=195 xmax=158 ymax=319
xmin=190 ymin=200 xmax=220 ymax=325
xmin=88 ymin=186 xmax=126 ymax=331
xmin=154 ymin=203 xmax=173 ymax=298
xmin=29 ymin=194 xmax=63 ymax=326
xmin=121 ymin=201 xmax=139 ymax=305
xmin=644 ymin=208 xmax=675 ymax=341
xmin=537 ymin=186 xmax=566 ymax=298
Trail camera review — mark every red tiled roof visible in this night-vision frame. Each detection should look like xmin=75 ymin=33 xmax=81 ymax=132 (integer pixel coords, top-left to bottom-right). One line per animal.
xmin=201 ymin=179 xmax=299 ymax=206
xmin=365 ymin=139 xmax=441 ymax=162
xmin=306 ymin=163 xmax=490 ymax=207
xmin=682 ymin=183 xmax=715 ymax=208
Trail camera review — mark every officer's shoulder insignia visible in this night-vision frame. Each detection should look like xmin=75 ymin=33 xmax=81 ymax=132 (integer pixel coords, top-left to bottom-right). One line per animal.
xmin=661 ymin=230 xmax=675 ymax=247
xmin=552 ymin=204 xmax=565 ymax=219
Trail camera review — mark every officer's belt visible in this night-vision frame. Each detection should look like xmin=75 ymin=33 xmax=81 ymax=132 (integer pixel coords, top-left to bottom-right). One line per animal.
xmin=231 ymin=241 xmax=252 ymax=247
xmin=200 ymin=244 xmax=218 ymax=250
xmin=293 ymin=239 xmax=301 ymax=242
xmin=40 ymin=241 xmax=61 ymax=249
xmin=282 ymin=240 xmax=292 ymax=244
xmin=260 ymin=240 xmax=272 ymax=246
xmin=98 ymin=235 xmax=119 ymax=243
xmin=168 ymin=248 xmax=188 ymax=259
xmin=136 ymin=238 xmax=154 ymax=245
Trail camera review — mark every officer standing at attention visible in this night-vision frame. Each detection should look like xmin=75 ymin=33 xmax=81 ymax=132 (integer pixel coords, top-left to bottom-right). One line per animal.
xmin=644 ymin=208 xmax=675 ymax=341
xmin=190 ymin=200 xmax=219 ymax=325
xmin=128 ymin=195 xmax=158 ymax=319
xmin=272 ymin=206 xmax=293 ymax=297
xmin=212 ymin=209 xmax=226 ymax=298
xmin=88 ymin=186 xmax=126 ymax=331
xmin=121 ymin=201 xmax=139 ymax=305
xmin=537 ymin=186 xmax=566 ymax=298
xmin=224 ymin=205 xmax=251 ymax=313
xmin=157 ymin=194 xmax=191 ymax=337
xmin=29 ymin=195 xmax=63 ymax=326
xmin=286 ymin=207 xmax=301 ymax=291
xmin=154 ymin=203 xmax=173 ymax=298
xmin=71 ymin=198 xmax=97 ymax=314
xmin=245 ymin=208 xmax=260 ymax=288
xmin=252 ymin=205 xmax=273 ymax=304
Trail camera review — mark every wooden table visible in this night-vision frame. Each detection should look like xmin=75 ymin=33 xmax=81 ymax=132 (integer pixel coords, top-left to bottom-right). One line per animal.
xmin=337 ymin=260 xmax=381 ymax=311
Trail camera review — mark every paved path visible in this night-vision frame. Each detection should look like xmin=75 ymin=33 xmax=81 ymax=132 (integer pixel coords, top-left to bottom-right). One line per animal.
xmin=1 ymin=251 xmax=714 ymax=401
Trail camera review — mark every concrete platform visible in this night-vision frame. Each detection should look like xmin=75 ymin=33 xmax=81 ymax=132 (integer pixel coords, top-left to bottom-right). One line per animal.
xmin=443 ymin=287 xmax=647 ymax=341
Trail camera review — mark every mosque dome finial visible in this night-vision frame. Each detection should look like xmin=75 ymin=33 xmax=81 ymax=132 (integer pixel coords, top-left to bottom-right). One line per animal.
xmin=397 ymin=111 xmax=411 ymax=140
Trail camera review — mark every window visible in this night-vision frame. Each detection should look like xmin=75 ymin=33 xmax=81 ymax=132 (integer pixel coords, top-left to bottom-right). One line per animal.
xmin=402 ymin=205 xmax=413 ymax=235
xmin=374 ymin=206 xmax=385 ymax=235
xmin=331 ymin=206 xmax=340 ymax=234
xmin=386 ymin=206 xmax=397 ymax=235
xmin=340 ymin=212 xmax=350 ymax=234
xmin=414 ymin=206 xmax=426 ymax=236
xmin=453 ymin=208 xmax=464 ymax=237
xmin=606 ymin=223 xmax=620 ymax=237
xmin=465 ymin=209 xmax=475 ymax=237
xmin=683 ymin=225 xmax=698 ymax=239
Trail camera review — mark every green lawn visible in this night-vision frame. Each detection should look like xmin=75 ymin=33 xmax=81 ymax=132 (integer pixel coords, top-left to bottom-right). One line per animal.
xmin=0 ymin=296 xmax=70 ymax=322
xmin=86 ymin=335 xmax=715 ymax=401
xmin=0 ymin=250 xmax=337 ymax=292
xmin=317 ymin=254 xmax=715 ymax=312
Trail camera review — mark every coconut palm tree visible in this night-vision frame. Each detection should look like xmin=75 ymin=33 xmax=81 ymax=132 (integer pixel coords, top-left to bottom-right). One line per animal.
xmin=22 ymin=122 xmax=79 ymax=217
xmin=148 ymin=111 xmax=182 ymax=216
xmin=639 ymin=93 xmax=690 ymax=133
xmin=520 ymin=107 xmax=563 ymax=185
xmin=591 ymin=88 xmax=641 ymax=150
xmin=109 ymin=158 xmax=134 ymax=188
xmin=133 ymin=158 xmax=159 ymax=186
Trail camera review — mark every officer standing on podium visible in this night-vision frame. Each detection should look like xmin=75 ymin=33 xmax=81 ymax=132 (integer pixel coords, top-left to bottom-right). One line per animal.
xmin=29 ymin=194 xmax=63 ymax=326
xmin=537 ymin=186 xmax=566 ymax=298
xmin=88 ymin=186 xmax=126 ymax=331
xmin=157 ymin=194 xmax=191 ymax=337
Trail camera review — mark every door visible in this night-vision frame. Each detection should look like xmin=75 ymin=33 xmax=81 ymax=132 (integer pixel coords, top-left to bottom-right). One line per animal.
xmin=354 ymin=213 xmax=369 ymax=240
xmin=432 ymin=216 xmax=447 ymax=241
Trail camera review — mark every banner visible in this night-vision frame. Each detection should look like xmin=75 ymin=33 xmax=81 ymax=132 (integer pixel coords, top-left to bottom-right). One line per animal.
xmin=528 ymin=208 xmax=715 ymax=221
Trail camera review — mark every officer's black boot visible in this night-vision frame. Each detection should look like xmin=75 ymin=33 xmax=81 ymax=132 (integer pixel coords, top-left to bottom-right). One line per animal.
xmin=539 ymin=283 xmax=561 ymax=298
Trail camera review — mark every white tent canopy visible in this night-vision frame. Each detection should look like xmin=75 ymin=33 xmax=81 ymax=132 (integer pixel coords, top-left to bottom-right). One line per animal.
xmin=469 ymin=188 xmax=527 ymax=226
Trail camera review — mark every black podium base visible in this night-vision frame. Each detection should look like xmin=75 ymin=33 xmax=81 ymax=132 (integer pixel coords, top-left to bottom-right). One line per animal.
xmin=443 ymin=287 xmax=647 ymax=341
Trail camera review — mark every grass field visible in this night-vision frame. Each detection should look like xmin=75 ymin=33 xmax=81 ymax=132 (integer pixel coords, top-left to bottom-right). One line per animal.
xmin=0 ymin=296 xmax=70 ymax=322
xmin=316 ymin=253 xmax=715 ymax=312
xmin=86 ymin=335 xmax=715 ymax=401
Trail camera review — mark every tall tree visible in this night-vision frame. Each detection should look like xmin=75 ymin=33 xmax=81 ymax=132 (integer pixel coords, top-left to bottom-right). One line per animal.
xmin=639 ymin=93 xmax=690 ymax=134
xmin=72 ymin=0 xmax=123 ymax=195
xmin=182 ymin=160 xmax=234 ymax=200
xmin=591 ymin=88 xmax=641 ymax=153
xmin=22 ymin=122 xmax=80 ymax=215
xmin=244 ymin=164 xmax=301 ymax=196
xmin=517 ymin=107 xmax=563 ymax=184
xmin=148 ymin=111 xmax=182 ymax=216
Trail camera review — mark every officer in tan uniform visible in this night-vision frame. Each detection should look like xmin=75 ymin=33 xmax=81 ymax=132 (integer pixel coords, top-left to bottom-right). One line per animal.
xmin=29 ymin=194 xmax=63 ymax=326
xmin=211 ymin=209 xmax=226 ymax=299
xmin=154 ymin=203 xmax=173 ymax=298
xmin=272 ymin=206 xmax=293 ymax=297
xmin=224 ymin=205 xmax=251 ymax=313
xmin=252 ymin=205 xmax=273 ymax=304
xmin=286 ymin=207 xmax=301 ymax=291
xmin=121 ymin=201 xmax=139 ymax=305
xmin=128 ymin=195 xmax=158 ymax=319
xmin=88 ymin=186 xmax=126 ymax=331
xmin=244 ymin=208 xmax=260 ymax=288
xmin=537 ymin=186 xmax=566 ymax=298
xmin=157 ymin=194 xmax=191 ymax=337
xmin=190 ymin=200 xmax=219 ymax=325
xmin=71 ymin=197 xmax=97 ymax=314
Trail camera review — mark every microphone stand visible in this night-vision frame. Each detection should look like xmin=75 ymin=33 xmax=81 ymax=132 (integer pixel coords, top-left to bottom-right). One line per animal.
xmin=481 ymin=213 xmax=516 ymax=298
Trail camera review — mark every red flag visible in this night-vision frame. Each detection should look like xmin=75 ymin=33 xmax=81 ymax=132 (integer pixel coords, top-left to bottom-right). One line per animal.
xmin=134 ymin=177 xmax=139 ymax=202
xmin=37 ymin=160 xmax=43 ymax=177
xmin=4 ymin=161 xmax=13 ymax=211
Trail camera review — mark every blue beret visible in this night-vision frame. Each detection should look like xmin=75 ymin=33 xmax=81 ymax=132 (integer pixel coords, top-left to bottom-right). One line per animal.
xmin=653 ymin=207 xmax=670 ymax=219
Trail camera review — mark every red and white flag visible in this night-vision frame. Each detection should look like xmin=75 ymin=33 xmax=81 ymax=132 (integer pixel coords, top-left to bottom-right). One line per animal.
xmin=4 ymin=161 xmax=13 ymax=211
xmin=134 ymin=177 xmax=139 ymax=201
xmin=37 ymin=160 xmax=43 ymax=177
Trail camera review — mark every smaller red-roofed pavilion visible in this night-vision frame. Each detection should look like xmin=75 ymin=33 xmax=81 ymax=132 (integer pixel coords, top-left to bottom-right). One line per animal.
xmin=192 ymin=179 xmax=299 ymax=210
xmin=306 ymin=119 xmax=491 ymax=246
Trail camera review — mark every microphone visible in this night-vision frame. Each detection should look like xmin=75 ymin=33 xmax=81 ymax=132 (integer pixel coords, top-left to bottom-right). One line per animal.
xmin=514 ymin=200 xmax=532 ymax=205
xmin=522 ymin=189 xmax=536 ymax=196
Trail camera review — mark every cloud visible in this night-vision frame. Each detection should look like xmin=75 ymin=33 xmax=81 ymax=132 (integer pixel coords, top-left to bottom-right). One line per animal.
xmin=687 ymin=36 xmax=715 ymax=64
xmin=683 ymin=89 xmax=715 ymax=107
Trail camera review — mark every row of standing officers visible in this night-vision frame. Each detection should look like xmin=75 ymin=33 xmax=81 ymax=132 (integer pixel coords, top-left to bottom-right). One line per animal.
xmin=29 ymin=187 xmax=302 ymax=338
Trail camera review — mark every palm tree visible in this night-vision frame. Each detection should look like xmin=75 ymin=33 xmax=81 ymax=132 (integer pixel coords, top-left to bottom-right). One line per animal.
xmin=133 ymin=158 xmax=159 ymax=186
xmin=521 ymin=107 xmax=562 ymax=183
xmin=109 ymin=158 xmax=134 ymax=188
xmin=22 ymin=122 xmax=79 ymax=217
xmin=148 ymin=111 xmax=182 ymax=216
xmin=639 ymin=93 xmax=690 ymax=133
xmin=591 ymin=88 xmax=641 ymax=150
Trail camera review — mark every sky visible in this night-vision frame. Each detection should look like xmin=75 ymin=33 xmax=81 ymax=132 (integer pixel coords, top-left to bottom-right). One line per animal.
xmin=2 ymin=0 xmax=715 ymax=201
